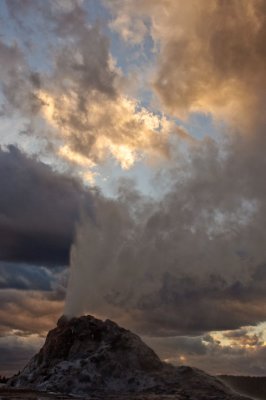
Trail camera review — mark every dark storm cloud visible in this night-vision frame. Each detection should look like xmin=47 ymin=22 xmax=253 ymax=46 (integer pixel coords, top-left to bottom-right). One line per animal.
xmin=130 ymin=264 xmax=266 ymax=335
xmin=131 ymin=269 xmax=266 ymax=335
xmin=0 ymin=145 xmax=93 ymax=265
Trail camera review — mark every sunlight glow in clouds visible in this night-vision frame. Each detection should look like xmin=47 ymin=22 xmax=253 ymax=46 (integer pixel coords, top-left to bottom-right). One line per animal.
xmin=37 ymin=88 xmax=172 ymax=180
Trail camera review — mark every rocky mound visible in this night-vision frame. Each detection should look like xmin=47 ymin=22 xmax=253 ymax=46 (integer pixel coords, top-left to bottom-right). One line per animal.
xmin=8 ymin=315 xmax=249 ymax=399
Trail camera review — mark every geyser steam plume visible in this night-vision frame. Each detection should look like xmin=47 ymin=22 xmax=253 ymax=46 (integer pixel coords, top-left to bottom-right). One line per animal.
xmin=64 ymin=132 xmax=266 ymax=336
xmin=64 ymin=0 xmax=266 ymax=337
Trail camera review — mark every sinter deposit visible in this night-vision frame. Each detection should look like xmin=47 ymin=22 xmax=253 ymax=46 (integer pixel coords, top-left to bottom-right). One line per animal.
xmin=8 ymin=315 xmax=249 ymax=399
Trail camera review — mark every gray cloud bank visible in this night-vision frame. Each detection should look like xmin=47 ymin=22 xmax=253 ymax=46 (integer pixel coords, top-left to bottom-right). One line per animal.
xmin=146 ymin=331 xmax=266 ymax=376
xmin=0 ymin=146 xmax=93 ymax=265
xmin=0 ymin=262 xmax=55 ymax=291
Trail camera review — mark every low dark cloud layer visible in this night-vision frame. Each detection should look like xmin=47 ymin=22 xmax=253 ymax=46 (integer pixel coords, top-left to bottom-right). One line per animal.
xmin=0 ymin=263 xmax=67 ymax=341
xmin=0 ymin=146 xmax=93 ymax=265
xmin=0 ymin=262 xmax=54 ymax=291
xmin=0 ymin=288 xmax=64 ymax=337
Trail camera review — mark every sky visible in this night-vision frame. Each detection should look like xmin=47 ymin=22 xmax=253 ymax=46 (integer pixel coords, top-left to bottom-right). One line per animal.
xmin=0 ymin=0 xmax=266 ymax=377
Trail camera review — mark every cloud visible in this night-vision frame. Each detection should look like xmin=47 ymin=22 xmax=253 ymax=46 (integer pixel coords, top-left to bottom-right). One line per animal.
xmin=0 ymin=1 xmax=172 ymax=178
xmin=0 ymin=145 xmax=94 ymax=265
xmin=145 ymin=335 xmax=208 ymax=359
xmin=0 ymin=39 xmax=41 ymax=118
xmin=0 ymin=289 xmax=64 ymax=337
xmin=0 ymin=264 xmax=66 ymax=377
xmin=0 ymin=265 xmax=67 ymax=339
xmin=145 ymin=327 xmax=266 ymax=376
xmin=37 ymin=89 xmax=171 ymax=173
xmin=107 ymin=0 xmax=266 ymax=128
xmin=0 ymin=262 xmax=55 ymax=291
xmin=0 ymin=334 xmax=43 ymax=377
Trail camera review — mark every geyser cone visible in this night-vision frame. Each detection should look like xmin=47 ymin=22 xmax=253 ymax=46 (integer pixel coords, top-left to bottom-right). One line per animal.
xmin=8 ymin=315 xmax=249 ymax=399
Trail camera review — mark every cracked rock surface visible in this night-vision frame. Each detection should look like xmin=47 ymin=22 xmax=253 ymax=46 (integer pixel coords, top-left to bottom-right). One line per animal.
xmin=8 ymin=315 xmax=250 ymax=399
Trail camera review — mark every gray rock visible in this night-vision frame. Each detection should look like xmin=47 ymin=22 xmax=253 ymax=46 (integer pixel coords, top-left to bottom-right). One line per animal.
xmin=8 ymin=315 xmax=250 ymax=399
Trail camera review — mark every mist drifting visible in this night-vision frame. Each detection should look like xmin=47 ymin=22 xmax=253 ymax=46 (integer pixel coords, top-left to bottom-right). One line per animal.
xmin=65 ymin=0 xmax=266 ymax=337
